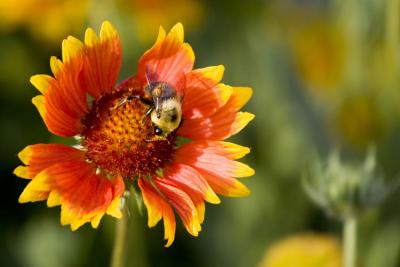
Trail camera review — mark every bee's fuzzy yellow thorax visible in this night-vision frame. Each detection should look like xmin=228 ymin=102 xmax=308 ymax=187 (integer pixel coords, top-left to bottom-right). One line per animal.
xmin=151 ymin=98 xmax=182 ymax=134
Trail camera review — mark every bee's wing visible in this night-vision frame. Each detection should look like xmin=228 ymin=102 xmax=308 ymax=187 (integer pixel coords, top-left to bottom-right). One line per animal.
xmin=174 ymin=73 xmax=186 ymax=100
xmin=189 ymin=70 xmax=217 ymax=88
xmin=146 ymin=63 xmax=185 ymax=94
xmin=145 ymin=65 xmax=159 ymax=85
xmin=182 ymin=70 xmax=221 ymax=107
xmin=186 ymin=70 xmax=218 ymax=93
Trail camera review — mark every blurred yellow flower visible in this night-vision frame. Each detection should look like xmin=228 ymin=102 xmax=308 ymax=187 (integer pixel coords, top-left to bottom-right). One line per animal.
xmin=0 ymin=0 xmax=89 ymax=44
xmin=333 ymin=94 xmax=385 ymax=148
xmin=291 ymin=20 xmax=347 ymax=95
xmin=117 ymin=0 xmax=205 ymax=42
xmin=259 ymin=233 xmax=342 ymax=267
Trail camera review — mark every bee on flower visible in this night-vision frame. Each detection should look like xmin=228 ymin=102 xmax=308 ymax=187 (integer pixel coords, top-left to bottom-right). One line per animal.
xmin=14 ymin=21 xmax=254 ymax=246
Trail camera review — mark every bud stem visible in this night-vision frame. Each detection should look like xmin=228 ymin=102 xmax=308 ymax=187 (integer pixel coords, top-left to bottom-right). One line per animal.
xmin=343 ymin=216 xmax=357 ymax=267
xmin=111 ymin=200 xmax=129 ymax=267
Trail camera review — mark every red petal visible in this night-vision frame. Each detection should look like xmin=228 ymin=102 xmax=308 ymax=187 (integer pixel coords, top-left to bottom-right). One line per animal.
xmin=14 ymin=144 xmax=83 ymax=179
xmin=19 ymin=158 xmax=124 ymax=230
xmin=178 ymin=87 xmax=254 ymax=140
xmin=154 ymin=179 xmax=201 ymax=237
xmin=82 ymin=22 xmax=122 ymax=98
xmin=138 ymin=178 xmax=176 ymax=247
xmin=183 ymin=66 xmax=232 ymax=119
xmin=173 ymin=141 xmax=253 ymax=197
xmin=30 ymin=22 xmax=122 ymax=137
xmin=163 ymin=163 xmax=220 ymax=204
xmin=52 ymin=160 xmax=124 ymax=229
xmin=31 ymin=55 xmax=88 ymax=137
xmin=137 ymin=24 xmax=194 ymax=90
xmin=196 ymin=169 xmax=250 ymax=197
xmin=174 ymin=141 xmax=254 ymax=178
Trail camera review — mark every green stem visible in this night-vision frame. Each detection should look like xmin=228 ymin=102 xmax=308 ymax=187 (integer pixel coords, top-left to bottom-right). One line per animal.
xmin=111 ymin=200 xmax=129 ymax=267
xmin=343 ymin=216 xmax=357 ymax=267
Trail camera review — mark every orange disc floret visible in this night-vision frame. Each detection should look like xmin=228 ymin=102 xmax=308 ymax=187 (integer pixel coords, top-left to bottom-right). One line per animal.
xmin=82 ymin=85 xmax=177 ymax=178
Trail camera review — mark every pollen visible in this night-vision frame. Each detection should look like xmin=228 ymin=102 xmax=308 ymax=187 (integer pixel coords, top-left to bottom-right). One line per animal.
xmin=81 ymin=86 xmax=176 ymax=179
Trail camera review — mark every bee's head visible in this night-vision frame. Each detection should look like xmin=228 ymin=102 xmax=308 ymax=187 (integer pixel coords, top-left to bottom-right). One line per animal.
xmin=146 ymin=83 xmax=163 ymax=97
xmin=145 ymin=82 xmax=176 ymax=99
xmin=153 ymin=126 xmax=164 ymax=136
xmin=150 ymin=98 xmax=182 ymax=136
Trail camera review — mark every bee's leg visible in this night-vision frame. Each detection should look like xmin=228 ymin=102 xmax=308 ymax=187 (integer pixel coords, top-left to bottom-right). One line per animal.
xmin=113 ymin=95 xmax=137 ymax=109
xmin=145 ymin=126 xmax=170 ymax=143
xmin=139 ymin=97 xmax=153 ymax=106
xmin=140 ymin=106 xmax=154 ymax=125
xmin=127 ymin=95 xmax=153 ymax=106
xmin=145 ymin=135 xmax=170 ymax=144
xmin=125 ymin=95 xmax=143 ymax=102
xmin=112 ymin=97 xmax=127 ymax=110
xmin=145 ymin=106 xmax=154 ymax=117
xmin=114 ymin=95 xmax=151 ymax=110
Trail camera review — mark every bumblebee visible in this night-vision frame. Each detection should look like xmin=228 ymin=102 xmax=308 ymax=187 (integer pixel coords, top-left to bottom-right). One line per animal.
xmin=145 ymin=81 xmax=183 ymax=138
xmin=115 ymin=81 xmax=183 ymax=140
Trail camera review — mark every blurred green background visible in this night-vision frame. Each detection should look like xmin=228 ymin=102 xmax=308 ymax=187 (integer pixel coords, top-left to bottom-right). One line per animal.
xmin=2 ymin=0 xmax=400 ymax=266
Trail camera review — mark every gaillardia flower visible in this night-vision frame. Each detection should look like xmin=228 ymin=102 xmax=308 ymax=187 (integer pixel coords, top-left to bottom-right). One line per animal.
xmin=15 ymin=21 xmax=254 ymax=246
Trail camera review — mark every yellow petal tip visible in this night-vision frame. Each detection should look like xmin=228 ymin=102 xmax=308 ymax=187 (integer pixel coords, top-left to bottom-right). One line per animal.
xmin=47 ymin=191 xmax=61 ymax=207
xmin=228 ymin=181 xmax=251 ymax=197
xmin=106 ymin=197 xmax=123 ymax=218
xmin=233 ymin=87 xmax=253 ymax=109
xmin=100 ymin=20 xmax=117 ymax=40
xmin=50 ymin=56 xmax=62 ymax=76
xmin=84 ymin=28 xmax=98 ymax=46
xmin=206 ymin=190 xmax=221 ymax=204
xmin=32 ymin=95 xmax=46 ymax=117
xmin=235 ymin=163 xmax=255 ymax=177
xmin=91 ymin=213 xmax=104 ymax=228
xmin=17 ymin=146 xmax=33 ymax=165
xmin=169 ymin=22 xmax=184 ymax=43
xmin=30 ymin=75 xmax=52 ymax=94
xmin=61 ymin=36 xmax=83 ymax=62
xmin=231 ymin=112 xmax=255 ymax=137
xmin=164 ymin=239 xmax=174 ymax=248
xmin=18 ymin=194 xmax=27 ymax=203
xmin=14 ymin=166 xmax=30 ymax=179
xmin=156 ymin=26 xmax=167 ymax=44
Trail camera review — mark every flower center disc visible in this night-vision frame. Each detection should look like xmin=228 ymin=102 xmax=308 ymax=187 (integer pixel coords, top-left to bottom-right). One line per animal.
xmin=81 ymin=87 xmax=176 ymax=178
